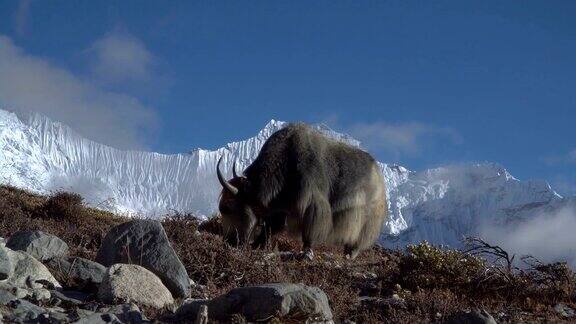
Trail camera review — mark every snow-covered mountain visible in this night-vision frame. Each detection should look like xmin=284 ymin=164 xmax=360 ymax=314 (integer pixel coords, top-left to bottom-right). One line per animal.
xmin=0 ymin=109 xmax=569 ymax=248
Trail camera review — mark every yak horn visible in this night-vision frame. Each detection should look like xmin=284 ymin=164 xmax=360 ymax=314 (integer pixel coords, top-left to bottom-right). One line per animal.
xmin=232 ymin=160 xmax=239 ymax=178
xmin=217 ymin=156 xmax=239 ymax=195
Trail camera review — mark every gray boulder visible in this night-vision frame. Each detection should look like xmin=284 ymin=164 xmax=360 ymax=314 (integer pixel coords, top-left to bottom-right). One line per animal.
xmin=73 ymin=312 xmax=123 ymax=323
xmin=177 ymin=283 xmax=333 ymax=322
xmin=96 ymin=220 xmax=190 ymax=298
xmin=6 ymin=230 xmax=69 ymax=261
xmin=46 ymin=256 xmax=106 ymax=291
xmin=98 ymin=264 xmax=174 ymax=309
xmin=0 ymin=245 xmax=61 ymax=289
xmin=0 ymin=246 xmax=11 ymax=280
xmin=445 ymin=309 xmax=497 ymax=324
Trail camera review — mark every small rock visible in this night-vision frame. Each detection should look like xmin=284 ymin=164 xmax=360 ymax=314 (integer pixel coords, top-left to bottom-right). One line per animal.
xmin=391 ymin=293 xmax=404 ymax=302
xmin=6 ymin=230 xmax=69 ymax=262
xmin=0 ymin=245 xmax=61 ymax=289
xmin=0 ymin=246 xmax=12 ymax=280
xmin=176 ymin=298 xmax=210 ymax=319
xmin=444 ymin=309 xmax=497 ymax=324
xmin=96 ymin=220 xmax=191 ymax=298
xmin=72 ymin=312 xmax=123 ymax=323
xmin=98 ymin=264 xmax=174 ymax=309
xmin=46 ymin=256 xmax=106 ymax=292
xmin=46 ymin=308 xmax=71 ymax=322
xmin=555 ymin=303 xmax=575 ymax=318
xmin=100 ymin=303 xmax=147 ymax=323
xmin=32 ymin=288 xmax=51 ymax=302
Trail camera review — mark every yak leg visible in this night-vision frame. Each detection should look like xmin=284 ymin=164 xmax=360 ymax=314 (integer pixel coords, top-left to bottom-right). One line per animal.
xmin=300 ymin=193 xmax=332 ymax=260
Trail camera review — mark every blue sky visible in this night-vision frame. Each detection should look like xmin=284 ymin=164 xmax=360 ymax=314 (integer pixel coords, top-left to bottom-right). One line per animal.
xmin=0 ymin=1 xmax=575 ymax=196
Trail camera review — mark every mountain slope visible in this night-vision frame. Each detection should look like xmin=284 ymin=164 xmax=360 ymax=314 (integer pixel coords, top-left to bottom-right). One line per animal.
xmin=0 ymin=109 xmax=568 ymax=248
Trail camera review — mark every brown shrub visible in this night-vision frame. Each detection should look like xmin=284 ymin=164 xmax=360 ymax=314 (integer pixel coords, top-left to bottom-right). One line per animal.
xmin=38 ymin=191 xmax=84 ymax=221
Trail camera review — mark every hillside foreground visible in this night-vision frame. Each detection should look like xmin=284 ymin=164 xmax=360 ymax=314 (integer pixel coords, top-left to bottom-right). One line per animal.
xmin=0 ymin=185 xmax=574 ymax=323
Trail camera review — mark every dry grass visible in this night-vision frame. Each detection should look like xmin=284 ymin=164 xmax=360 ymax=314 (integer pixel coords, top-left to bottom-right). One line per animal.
xmin=0 ymin=185 xmax=125 ymax=259
xmin=0 ymin=185 xmax=575 ymax=322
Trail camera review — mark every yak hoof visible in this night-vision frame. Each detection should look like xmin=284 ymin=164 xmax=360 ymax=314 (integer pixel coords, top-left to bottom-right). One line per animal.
xmin=345 ymin=248 xmax=360 ymax=260
xmin=298 ymin=248 xmax=314 ymax=261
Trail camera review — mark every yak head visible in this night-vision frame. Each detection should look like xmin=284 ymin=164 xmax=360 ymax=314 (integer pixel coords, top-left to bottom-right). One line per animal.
xmin=216 ymin=157 xmax=264 ymax=246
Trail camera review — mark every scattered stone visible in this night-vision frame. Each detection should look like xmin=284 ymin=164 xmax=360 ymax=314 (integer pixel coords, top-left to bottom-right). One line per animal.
xmin=444 ymin=309 xmax=497 ymax=324
xmin=46 ymin=308 xmax=71 ymax=322
xmin=72 ymin=312 xmax=123 ymax=323
xmin=6 ymin=230 xmax=69 ymax=262
xmin=352 ymin=271 xmax=377 ymax=280
xmin=1 ymin=296 xmax=47 ymax=322
xmin=178 ymin=283 xmax=333 ymax=322
xmin=0 ymin=246 xmax=12 ymax=280
xmin=175 ymin=298 xmax=209 ymax=319
xmin=555 ymin=303 xmax=575 ymax=318
xmin=46 ymin=256 xmax=106 ymax=292
xmin=100 ymin=303 xmax=147 ymax=323
xmin=96 ymin=219 xmax=191 ymax=298
xmin=0 ymin=245 xmax=61 ymax=289
xmin=98 ymin=264 xmax=174 ymax=309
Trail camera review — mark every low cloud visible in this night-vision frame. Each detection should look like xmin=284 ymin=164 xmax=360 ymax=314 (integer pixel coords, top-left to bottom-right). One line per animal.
xmin=88 ymin=30 xmax=154 ymax=84
xmin=0 ymin=35 xmax=158 ymax=149
xmin=480 ymin=206 xmax=576 ymax=267
xmin=347 ymin=121 xmax=462 ymax=158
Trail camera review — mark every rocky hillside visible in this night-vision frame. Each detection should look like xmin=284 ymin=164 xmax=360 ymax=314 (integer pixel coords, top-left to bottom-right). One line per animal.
xmin=0 ymin=185 xmax=574 ymax=323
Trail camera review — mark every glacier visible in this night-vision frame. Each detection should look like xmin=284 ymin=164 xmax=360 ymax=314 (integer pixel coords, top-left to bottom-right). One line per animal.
xmin=0 ymin=108 xmax=570 ymax=248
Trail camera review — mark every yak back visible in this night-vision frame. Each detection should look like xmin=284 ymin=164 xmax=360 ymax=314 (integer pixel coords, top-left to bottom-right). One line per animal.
xmin=244 ymin=123 xmax=377 ymax=208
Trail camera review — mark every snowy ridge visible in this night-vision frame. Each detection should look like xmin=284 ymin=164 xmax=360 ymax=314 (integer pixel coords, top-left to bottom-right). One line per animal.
xmin=0 ymin=109 xmax=567 ymax=247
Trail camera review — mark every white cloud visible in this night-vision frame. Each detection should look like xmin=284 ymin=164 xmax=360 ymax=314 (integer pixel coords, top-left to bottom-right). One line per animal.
xmin=347 ymin=121 xmax=462 ymax=157
xmin=88 ymin=31 xmax=154 ymax=84
xmin=480 ymin=206 xmax=576 ymax=267
xmin=0 ymin=35 xmax=158 ymax=149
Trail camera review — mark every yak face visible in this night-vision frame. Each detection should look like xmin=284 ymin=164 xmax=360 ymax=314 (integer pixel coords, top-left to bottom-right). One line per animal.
xmin=217 ymin=158 xmax=264 ymax=246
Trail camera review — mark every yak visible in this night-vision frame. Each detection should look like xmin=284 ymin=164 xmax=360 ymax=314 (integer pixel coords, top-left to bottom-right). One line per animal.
xmin=216 ymin=123 xmax=387 ymax=259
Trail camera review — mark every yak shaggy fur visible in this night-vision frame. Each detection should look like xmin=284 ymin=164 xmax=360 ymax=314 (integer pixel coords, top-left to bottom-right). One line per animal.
xmin=221 ymin=123 xmax=387 ymax=257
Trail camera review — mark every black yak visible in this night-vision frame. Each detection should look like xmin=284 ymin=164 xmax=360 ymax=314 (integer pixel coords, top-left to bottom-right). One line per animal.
xmin=216 ymin=123 xmax=387 ymax=259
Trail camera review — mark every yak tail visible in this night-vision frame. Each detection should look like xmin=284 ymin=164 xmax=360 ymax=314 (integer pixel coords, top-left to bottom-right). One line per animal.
xmin=300 ymin=190 xmax=332 ymax=248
